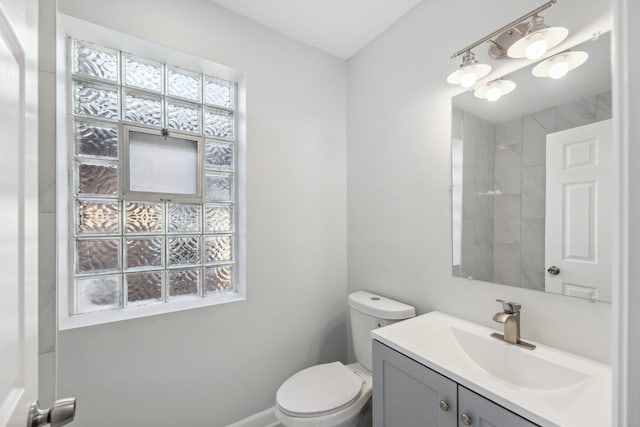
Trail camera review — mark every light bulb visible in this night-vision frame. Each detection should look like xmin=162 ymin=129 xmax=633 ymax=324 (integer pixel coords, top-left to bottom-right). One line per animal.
xmin=486 ymin=87 xmax=502 ymax=102
xmin=548 ymin=60 xmax=569 ymax=79
xmin=526 ymin=39 xmax=548 ymax=60
xmin=460 ymin=70 xmax=477 ymax=88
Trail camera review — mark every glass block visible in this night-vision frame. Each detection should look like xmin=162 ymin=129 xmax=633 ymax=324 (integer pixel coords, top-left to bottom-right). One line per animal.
xmin=72 ymin=40 xmax=119 ymax=82
xmin=75 ymin=120 xmax=118 ymax=158
xmin=76 ymin=275 xmax=120 ymax=313
xmin=167 ymin=204 xmax=201 ymax=233
xmin=204 ymin=204 xmax=233 ymax=233
xmin=124 ymin=90 xmax=163 ymax=126
xmin=168 ymin=268 xmax=200 ymax=297
xmin=77 ymin=200 xmax=120 ymax=235
xmin=204 ymin=235 xmax=232 ymax=263
xmin=205 ymin=141 xmax=233 ymax=170
xmin=126 ymin=271 xmax=163 ymax=305
xmin=205 ymin=265 xmax=233 ymax=294
xmin=76 ymin=238 xmax=120 ymax=273
xmin=77 ymin=162 xmax=118 ymax=197
xmin=126 ymin=237 xmax=163 ymax=269
xmin=205 ymin=173 xmax=233 ymax=202
xmin=125 ymin=202 xmax=163 ymax=234
xmin=74 ymin=80 xmax=119 ymax=120
xmin=168 ymin=236 xmax=201 ymax=266
xmin=167 ymin=67 xmax=201 ymax=102
xmin=123 ymin=54 xmax=163 ymax=93
xmin=204 ymin=108 xmax=234 ymax=140
xmin=204 ymin=76 xmax=234 ymax=109
xmin=167 ymin=99 xmax=201 ymax=133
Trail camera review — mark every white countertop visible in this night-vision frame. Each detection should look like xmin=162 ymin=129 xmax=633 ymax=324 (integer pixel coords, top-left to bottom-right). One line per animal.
xmin=371 ymin=311 xmax=611 ymax=427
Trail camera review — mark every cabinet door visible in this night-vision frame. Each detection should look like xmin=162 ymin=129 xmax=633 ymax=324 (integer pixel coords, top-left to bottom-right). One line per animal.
xmin=457 ymin=387 xmax=539 ymax=427
xmin=373 ymin=340 xmax=457 ymax=427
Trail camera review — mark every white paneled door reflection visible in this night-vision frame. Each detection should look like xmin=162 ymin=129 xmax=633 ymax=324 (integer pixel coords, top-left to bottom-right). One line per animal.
xmin=545 ymin=119 xmax=613 ymax=302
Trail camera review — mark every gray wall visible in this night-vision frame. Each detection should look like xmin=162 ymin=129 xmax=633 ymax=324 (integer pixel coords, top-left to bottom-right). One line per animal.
xmin=347 ymin=0 xmax=612 ymax=364
xmin=53 ymin=0 xmax=348 ymax=426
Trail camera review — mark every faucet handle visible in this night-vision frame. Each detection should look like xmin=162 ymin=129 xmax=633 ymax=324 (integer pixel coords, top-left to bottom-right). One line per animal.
xmin=496 ymin=299 xmax=521 ymax=313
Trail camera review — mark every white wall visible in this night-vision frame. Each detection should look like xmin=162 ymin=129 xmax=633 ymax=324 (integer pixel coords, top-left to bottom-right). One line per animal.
xmin=347 ymin=0 xmax=612 ymax=363
xmin=55 ymin=1 xmax=347 ymax=426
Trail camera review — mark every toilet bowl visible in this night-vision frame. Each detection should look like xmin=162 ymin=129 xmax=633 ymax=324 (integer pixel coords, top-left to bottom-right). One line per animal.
xmin=275 ymin=291 xmax=415 ymax=427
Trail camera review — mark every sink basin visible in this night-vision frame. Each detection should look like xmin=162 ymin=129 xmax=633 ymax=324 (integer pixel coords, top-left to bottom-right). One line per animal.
xmin=450 ymin=327 xmax=589 ymax=391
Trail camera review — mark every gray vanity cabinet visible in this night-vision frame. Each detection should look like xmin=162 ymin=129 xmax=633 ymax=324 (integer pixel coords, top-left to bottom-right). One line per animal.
xmin=373 ymin=340 xmax=539 ymax=427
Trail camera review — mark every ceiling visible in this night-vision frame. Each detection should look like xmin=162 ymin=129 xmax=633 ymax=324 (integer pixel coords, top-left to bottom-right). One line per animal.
xmin=207 ymin=0 xmax=423 ymax=59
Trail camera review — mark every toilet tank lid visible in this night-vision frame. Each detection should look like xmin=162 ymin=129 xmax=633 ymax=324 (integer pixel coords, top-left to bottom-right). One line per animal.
xmin=348 ymin=291 xmax=415 ymax=320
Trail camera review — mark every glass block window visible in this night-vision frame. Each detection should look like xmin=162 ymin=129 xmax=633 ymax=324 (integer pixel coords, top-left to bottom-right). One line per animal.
xmin=70 ymin=38 xmax=237 ymax=315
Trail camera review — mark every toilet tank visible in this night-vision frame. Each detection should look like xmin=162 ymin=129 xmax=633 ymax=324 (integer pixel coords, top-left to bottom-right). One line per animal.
xmin=348 ymin=291 xmax=415 ymax=371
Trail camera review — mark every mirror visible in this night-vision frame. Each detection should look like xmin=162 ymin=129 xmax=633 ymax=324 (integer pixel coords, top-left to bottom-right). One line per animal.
xmin=451 ymin=32 xmax=612 ymax=302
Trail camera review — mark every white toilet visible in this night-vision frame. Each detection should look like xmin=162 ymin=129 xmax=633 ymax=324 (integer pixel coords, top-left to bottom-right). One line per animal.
xmin=275 ymin=291 xmax=415 ymax=427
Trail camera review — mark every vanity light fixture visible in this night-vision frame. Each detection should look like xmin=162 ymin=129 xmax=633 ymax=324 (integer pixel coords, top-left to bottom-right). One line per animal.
xmin=473 ymin=79 xmax=516 ymax=102
xmin=446 ymin=51 xmax=491 ymax=88
xmin=532 ymin=51 xmax=589 ymax=79
xmin=506 ymin=14 xmax=569 ymax=60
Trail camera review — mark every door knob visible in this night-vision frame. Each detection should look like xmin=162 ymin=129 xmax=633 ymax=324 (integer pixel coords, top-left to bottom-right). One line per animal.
xmin=460 ymin=413 xmax=472 ymax=425
xmin=547 ymin=265 xmax=560 ymax=275
xmin=29 ymin=398 xmax=76 ymax=427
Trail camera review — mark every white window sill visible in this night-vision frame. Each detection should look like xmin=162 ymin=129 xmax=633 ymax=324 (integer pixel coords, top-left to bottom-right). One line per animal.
xmin=58 ymin=292 xmax=245 ymax=330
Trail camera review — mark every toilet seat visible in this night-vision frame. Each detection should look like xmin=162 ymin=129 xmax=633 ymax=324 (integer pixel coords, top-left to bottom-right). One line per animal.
xmin=276 ymin=362 xmax=363 ymax=417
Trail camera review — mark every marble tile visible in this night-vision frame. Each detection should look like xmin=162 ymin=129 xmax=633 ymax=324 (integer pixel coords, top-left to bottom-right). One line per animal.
xmin=463 ymin=112 xmax=477 ymax=166
xmin=493 ymin=243 xmax=521 ymax=287
xmin=39 ymin=71 xmax=56 ymax=213
xmin=596 ymin=91 xmax=612 ymax=122
xmin=494 ymin=219 xmax=521 ymax=244
xmin=476 ymin=118 xmax=492 ymax=147
xmin=475 ymin=195 xmax=493 ymax=220
xmin=474 ymin=219 xmax=493 ymax=245
xmin=461 ymin=219 xmax=475 ymax=278
xmin=493 ymin=194 xmax=520 ymax=221
xmin=452 ymin=107 xmax=463 ymax=140
xmin=38 ymin=0 xmax=56 ymax=73
xmin=522 ymin=108 xmax=555 ymax=167
xmin=494 ymin=144 xmax=522 ymax=194
xmin=38 ymin=213 xmax=56 ymax=354
xmin=462 ymin=166 xmax=477 ymax=218
xmin=521 ymin=219 xmax=545 ymax=272
xmin=495 ymin=117 xmax=522 ymax=147
xmin=521 ymin=270 xmax=545 ymax=291
xmin=475 ymin=143 xmax=492 ymax=189
xmin=522 ymin=165 xmax=546 ymax=219
xmin=556 ymin=96 xmax=596 ymax=132
xmin=473 ymin=243 xmax=493 ymax=282
xmin=39 ymin=352 xmax=55 ymax=408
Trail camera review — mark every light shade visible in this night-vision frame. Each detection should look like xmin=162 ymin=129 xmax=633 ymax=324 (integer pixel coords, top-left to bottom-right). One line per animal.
xmin=532 ymin=51 xmax=589 ymax=78
xmin=507 ymin=15 xmax=568 ymax=59
xmin=474 ymin=79 xmax=516 ymax=102
xmin=447 ymin=52 xmax=491 ymax=88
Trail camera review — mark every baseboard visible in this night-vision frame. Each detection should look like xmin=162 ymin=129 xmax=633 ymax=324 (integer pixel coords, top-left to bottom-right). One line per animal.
xmin=226 ymin=407 xmax=280 ymax=427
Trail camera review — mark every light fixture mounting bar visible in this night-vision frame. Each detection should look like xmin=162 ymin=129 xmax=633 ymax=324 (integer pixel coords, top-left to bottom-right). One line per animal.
xmin=450 ymin=0 xmax=559 ymax=59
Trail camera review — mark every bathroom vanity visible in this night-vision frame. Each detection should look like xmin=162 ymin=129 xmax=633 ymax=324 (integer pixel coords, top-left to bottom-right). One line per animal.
xmin=371 ymin=312 xmax=611 ymax=427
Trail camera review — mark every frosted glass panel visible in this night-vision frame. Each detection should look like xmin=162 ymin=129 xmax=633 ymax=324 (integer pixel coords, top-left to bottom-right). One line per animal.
xmin=206 ymin=173 xmax=233 ymax=202
xmin=77 ymin=162 xmax=118 ymax=197
xmin=74 ymin=80 xmax=119 ymax=120
xmin=124 ymin=54 xmax=163 ymax=93
xmin=204 ymin=204 xmax=233 ymax=233
xmin=205 ymin=265 xmax=232 ymax=294
xmin=126 ymin=271 xmax=163 ymax=305
xmin=167 ymin=67 xmax=201 ymax=102
xmin=73 ymin=40 xmax=119 ymax=82
xmin=204 ymin=235 xmax=232 ymax=263
xmin=167 ymin=100 xmax=201 ymax=133
xmin=76 ymin=238 xmax=120 ymax=273
xmin=204 ymin=108 xmax=234 ymax=140
xmin=125 ymin=202 xmax=164 ymax=234
xmin=204 ymin=77 xmax=233 ymax=109
xmin=76 ymin=275 xmax=120 ymax=313
xmin=205 ymin=141 xmax=233 ymax=170
xmin=75 ymin=120 xmax=118 ymax=158
xmin=168 ymin=204 xmax=202 ymax=233
xmin=128 ymin=130 xmax=199 ymax=196
xmin=125 ymin=91 xmax=163 ymax=126
xmin=126 ymin=237 xmax=163 ymax=269
xmin=168 ymin=268 xmax=200 ymax=297
xmin=168 ymin=236 xmax=201 ymax=266
xmin=77 ymin=200 xmax=120 ymax=235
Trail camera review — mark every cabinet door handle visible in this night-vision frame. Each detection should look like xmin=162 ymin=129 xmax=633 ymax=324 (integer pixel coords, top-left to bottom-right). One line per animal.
xmin=461 ymin=413 xmax=472 ymax=425
xmin=439 ymin=400 xmax=449 ymax=412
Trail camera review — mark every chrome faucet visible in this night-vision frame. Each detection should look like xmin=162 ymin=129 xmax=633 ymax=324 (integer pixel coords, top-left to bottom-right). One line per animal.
xmin=490 ymin=299 xmax=535 ymax=350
